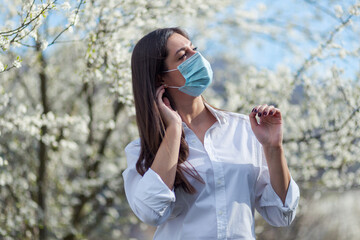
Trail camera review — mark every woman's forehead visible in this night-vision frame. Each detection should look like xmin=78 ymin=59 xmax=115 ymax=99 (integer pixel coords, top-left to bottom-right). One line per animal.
xmin=167 ymin=33 xmax=191 ymax=54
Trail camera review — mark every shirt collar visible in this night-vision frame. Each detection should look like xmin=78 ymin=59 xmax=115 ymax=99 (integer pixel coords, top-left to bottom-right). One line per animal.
xmin=181 ymin=101 xmax=228 ymax=129
xmin=204 ymin=102 xmax=228 ymax=125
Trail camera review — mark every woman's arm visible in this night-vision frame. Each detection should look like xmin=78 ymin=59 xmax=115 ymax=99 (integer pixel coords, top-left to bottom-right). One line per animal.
xmin=249 ymin=104 xmax=290 ymax=204
xmin=123 ymin=140 xmax=177 ymax=226
xmin=151 ymin=85 xmax=183 ymax=190
xmin=121 ymin=86 xmax=183 ymax=225
xmin=151 ymin=122 xmax=182 ymax=190
xmin=262 ymin=145 xmax=290 ymax=204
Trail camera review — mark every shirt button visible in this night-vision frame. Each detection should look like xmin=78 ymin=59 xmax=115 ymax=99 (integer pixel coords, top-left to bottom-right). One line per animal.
xmin=219 ymin=211 xmax=223 ymax=215
xmin=191 ymin=140 xmax=196 ymax=144
xmin=217 ymin=180 xmax=222 ymax=186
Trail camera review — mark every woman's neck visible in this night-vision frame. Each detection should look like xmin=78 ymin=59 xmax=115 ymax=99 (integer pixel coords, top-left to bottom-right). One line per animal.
xmin=173 ymin=94 xmax=217 ymax=145
xmin=174 ymin=96 xmax=206 ymax=127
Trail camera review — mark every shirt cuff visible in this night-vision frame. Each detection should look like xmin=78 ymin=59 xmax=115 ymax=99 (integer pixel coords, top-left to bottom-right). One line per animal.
xmin=134 ymin=168 xmax=176 ymax=216
xmin=259 ymin=177 xmax=300 ymax=212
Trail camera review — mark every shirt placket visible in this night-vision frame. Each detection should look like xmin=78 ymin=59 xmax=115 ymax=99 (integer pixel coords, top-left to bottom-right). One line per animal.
xmin=204 ymin=127 xmax=228 ymax=240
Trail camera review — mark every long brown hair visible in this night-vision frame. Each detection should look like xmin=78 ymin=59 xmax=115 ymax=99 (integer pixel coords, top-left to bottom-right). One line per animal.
xmin=131 ymin=27 xmax=203 ymax=194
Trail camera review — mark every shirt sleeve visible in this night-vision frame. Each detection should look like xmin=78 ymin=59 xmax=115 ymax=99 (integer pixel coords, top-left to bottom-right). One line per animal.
xmin=122 ymin=139 xmax=176 ymax=226
xmin=254 ymin=142 xmax=300 ymax=227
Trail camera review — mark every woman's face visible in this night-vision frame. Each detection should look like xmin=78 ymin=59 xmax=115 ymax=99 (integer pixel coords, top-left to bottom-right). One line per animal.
xmin=162 ymin=33 xmax=197 ymax=88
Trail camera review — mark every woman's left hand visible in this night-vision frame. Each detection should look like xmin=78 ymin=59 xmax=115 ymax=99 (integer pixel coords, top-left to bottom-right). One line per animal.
xmin=249 ymin=104 xmax=283 ymax=148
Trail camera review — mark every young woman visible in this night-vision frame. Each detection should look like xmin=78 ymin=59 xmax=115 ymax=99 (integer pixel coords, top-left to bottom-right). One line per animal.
xmin=122 ymin=27 xmax=300 ymax=240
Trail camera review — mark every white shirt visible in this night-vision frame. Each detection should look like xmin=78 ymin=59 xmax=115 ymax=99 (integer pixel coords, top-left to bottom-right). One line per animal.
xmin=122 ymin=103 xmax=300 ymax=240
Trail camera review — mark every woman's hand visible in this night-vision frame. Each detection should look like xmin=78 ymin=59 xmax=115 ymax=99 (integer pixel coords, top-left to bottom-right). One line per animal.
xmin=249 ymin=104 xmax=283 ymax=148
xmin=156 ymin=85 xmax=182 ymax=128
xmin=249 ymin=104 xmax=291 ymax=203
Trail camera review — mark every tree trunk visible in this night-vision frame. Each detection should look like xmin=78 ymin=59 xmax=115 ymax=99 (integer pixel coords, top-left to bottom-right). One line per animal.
xmin=36 ymin=42 xmax=50 ymax=240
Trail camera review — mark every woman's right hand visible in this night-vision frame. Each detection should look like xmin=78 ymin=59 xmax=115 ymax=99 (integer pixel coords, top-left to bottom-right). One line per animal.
xmin=156 ymin=85 xmax=182 ymax=128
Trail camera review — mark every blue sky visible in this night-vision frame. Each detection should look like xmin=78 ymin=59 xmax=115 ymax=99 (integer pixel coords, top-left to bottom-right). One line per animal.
xmin=191 ymin=0 xmax=359 ymax=80
xmin=1 ymin=0 xmax=359 ymax=80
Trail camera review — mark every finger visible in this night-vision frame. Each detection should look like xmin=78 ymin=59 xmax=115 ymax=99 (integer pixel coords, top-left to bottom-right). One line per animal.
xmin=249 ymin=108 xmax=259 ymax=129
xmin=250 ymin=105 xmax=262 ymax=117
xmin=252 ymin=105 xmax=261 ymax=114
xmin=163 ymin=97 xmax=171 ymax=108
xmin=250 ymin=106 xmax=258 ymax=118
xmin=155 ymin=85 xmax=165 ymax=99
xmin=156 ymin=88 xmax=165 ymax=105
xmin=257 ymin=104 xmax=268 ymax=117
xmin=268 ymin=106 xmax=276 ymax=116
xmin=263 ymin=105 xmax=275 ymax=116
xmin=267 ymin=107 xmax=282 ymax=120
xmin=272 ymin=108 xmax=282 ymax=119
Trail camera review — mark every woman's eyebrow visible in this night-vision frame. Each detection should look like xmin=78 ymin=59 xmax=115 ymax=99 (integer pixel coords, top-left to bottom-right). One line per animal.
xmin=174 ymin=42 xmax=192 ymax=56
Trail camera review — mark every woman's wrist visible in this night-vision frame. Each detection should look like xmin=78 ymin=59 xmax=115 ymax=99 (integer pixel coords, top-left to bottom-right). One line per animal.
xmin=262 ymin=144 xmax=283 ymax=153
xmin=262 ymin=144 xmax=285 ymax=165
xmin=166 ymin=122 xmax=182 ymax=134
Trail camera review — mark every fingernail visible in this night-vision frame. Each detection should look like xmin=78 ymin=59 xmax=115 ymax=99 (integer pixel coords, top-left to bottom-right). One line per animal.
xmin=258 ymin=112 xmax=261 ymax=117
xmin=252 ymin=108 xmax=255 ymax=112
xmin=254 ymin=109 xmax=258 ymax=113
xmin=263 ymin=111 xmax=267 ymax=116
xmin=269 ymin=111 xmax=273 ymax=115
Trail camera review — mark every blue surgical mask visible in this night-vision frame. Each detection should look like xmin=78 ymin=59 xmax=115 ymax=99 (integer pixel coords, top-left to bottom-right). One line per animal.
xmin=163 ymin=52 xmax=213 ymax=97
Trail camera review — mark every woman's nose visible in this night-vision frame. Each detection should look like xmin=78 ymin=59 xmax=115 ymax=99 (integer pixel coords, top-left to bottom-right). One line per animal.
xmin=187 ymin=47 xmax=197 ymax=57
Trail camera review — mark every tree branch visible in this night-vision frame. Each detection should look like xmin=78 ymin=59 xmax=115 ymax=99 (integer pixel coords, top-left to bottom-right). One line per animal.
xmin=63 ymin=98 xmax=124 ymax=240
xmin=293 ymin=15 xmax=353 ymax=83
xmin=284 ymin=105 xmax=360 ymax=144
xmin=47 ymin=0 xmax=85 ymax=47
xmin=304 ymin=0 xmax=346 ymax=24
xmin=0 ymin=1 xmax=56 ymax=37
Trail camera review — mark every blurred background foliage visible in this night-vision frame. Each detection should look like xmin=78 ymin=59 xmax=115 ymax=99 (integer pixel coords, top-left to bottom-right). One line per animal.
xmin=0 ymin=0 xmax=359 ymax=239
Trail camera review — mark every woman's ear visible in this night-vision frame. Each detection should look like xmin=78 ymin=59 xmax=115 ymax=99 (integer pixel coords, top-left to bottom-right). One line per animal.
xmin=162 ymin=89 xmax=176 ymax=110
xmin=155 ymin=74 xmax=164 ymax=88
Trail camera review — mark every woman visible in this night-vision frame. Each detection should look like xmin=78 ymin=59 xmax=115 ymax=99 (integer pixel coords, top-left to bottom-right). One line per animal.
xmin=122 ymin=27 xmax=300 ymax=240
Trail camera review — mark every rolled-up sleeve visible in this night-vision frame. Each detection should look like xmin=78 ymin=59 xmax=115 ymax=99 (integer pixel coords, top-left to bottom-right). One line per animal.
xmin=254 ymin=143 xmax=300 ymax=227
xmin=122 ymin=139 xmax=176 ymax=226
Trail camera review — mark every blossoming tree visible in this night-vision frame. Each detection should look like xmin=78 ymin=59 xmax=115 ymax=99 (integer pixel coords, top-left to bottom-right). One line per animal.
xmin=1 ymin=0 xmax=359 ymax=240
xmin=0 ymin=0 xmax=228 ymax=239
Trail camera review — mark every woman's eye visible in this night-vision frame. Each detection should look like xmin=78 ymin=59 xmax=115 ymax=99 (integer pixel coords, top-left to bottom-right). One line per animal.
xmin=179 ymin=53 xmax=186 ymax=60
xmin=178 ymin=47 xmax=198 ymax=60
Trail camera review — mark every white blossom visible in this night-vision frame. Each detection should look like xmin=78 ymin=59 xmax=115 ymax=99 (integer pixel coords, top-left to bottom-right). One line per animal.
xmin=0 ymin=36 xmax=10 ymax=50
xmin=41 ymin=40 xmax=48 ymax=50
xmin=12 ymin=57 xmax=22 ymax=68
xmin=1 ymin=0 xmax=360 ymax=239
xmin=334 ymin=5 xmax=344 ymax=18
xmin=349 ymin=5 xmax=360 ymax=16
xmin=61 ymin=2 xmax=71 ymax=10
xmin=339 ymin=49 xmax=347 ymax=58
xmin=0 ymin=157 xmax=8 ymax=166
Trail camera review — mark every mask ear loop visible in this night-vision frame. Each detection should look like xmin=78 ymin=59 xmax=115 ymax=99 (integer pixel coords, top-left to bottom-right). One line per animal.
xmin=163 ymin=68 xmax=178 ymax=73
xmin=163 ymin=84 xmax=180 ymax=89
